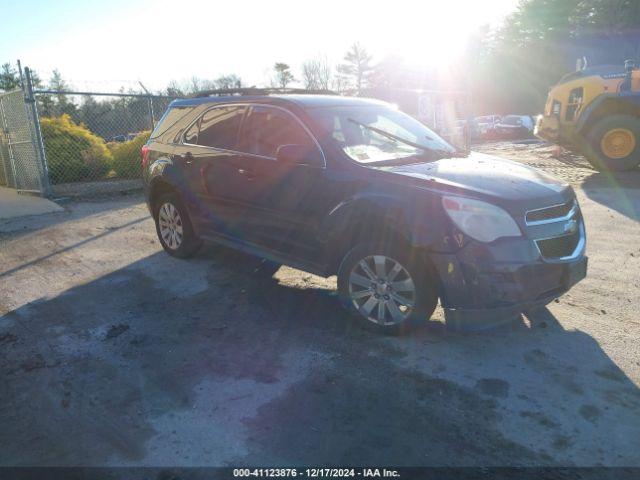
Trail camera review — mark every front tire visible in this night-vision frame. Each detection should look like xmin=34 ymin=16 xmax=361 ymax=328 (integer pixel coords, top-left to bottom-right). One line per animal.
xmin=583 ymin=114 xmax=640 ymax=171
xmin=154 ymin=192 xmax=202 ymax=258
xmin=337 ymin=243 xmax=438 ymax=335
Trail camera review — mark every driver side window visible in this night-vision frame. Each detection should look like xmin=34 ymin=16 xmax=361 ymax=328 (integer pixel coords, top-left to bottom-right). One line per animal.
xmin=240 ymin=106 xmax=316 ymax=158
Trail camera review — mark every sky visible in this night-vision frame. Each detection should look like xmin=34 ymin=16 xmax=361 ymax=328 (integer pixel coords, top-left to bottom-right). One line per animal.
xmin=0 ymin=0 xmax=518 ymax=93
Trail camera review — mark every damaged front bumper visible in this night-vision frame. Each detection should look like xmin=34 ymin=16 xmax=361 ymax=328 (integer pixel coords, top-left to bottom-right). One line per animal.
xmin=429 ymin=232 xmax=588 ymax=330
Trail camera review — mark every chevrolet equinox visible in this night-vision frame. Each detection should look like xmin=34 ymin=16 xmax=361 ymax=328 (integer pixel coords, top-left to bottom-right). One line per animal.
xmin=143 ymin=91 xmax=587 ymax=334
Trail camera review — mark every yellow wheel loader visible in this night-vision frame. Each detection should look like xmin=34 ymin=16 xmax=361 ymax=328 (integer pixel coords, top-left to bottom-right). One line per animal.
xmin=535 ymin=60 xmax=640 ymax=171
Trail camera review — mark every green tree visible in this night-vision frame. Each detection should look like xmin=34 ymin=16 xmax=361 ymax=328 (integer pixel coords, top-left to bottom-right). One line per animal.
xmin=273 ymin=63 xmax=294 ymax=88
xmin=48 ymin=69 xmax=77 ymax=117
xmin=337 ymin=43 xmax=374 ymax=95
xmin=29 ymin=69 xmax=43 ymax=88
xmin=471 ymin=0 xmax=582 ymax=114
xmin=0 ymin=63 xmax=20 ymax=91
xmin=574 ymin=0 xmax=640 ymax=34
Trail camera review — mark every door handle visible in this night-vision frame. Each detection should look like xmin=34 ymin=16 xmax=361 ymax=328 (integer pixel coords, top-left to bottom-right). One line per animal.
xmin=237 ymin=168 xmax=255 ymax=180
xmin=183 ymin=152 xmax=194 ymax=165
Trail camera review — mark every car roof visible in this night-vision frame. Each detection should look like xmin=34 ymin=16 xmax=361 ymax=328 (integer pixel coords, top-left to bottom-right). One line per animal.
xmin=170 ymin=94 xmax=389 ymax=110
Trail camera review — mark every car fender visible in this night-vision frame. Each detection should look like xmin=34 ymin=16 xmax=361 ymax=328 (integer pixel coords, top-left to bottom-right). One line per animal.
xmin=146 ymin=157 xmax=190 ymax=206
xmin=322 ymin=190 xmax=450 ymax=255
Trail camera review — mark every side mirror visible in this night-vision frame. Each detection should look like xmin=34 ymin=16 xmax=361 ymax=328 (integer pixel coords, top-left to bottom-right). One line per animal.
xmin=276 ymin=144 xmax=323 ymax=167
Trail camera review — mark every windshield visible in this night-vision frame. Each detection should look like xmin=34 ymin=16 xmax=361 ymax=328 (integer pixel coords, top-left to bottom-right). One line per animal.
xmin=310 ymin=105 xmax=456 ymax=164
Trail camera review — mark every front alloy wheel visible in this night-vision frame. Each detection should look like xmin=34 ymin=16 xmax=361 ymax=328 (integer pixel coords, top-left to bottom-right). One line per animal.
xmin=348 ymin=255 xmax=416 ymax=325
xmin=338 ymin=243 xmax=438 ymax=334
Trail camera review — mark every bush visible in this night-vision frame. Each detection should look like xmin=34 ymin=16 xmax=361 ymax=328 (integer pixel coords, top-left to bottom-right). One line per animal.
xmin=40 ymin=114 xmax=112 ymax=184
xmin=108 ymin=131 xmax=151 ymax=178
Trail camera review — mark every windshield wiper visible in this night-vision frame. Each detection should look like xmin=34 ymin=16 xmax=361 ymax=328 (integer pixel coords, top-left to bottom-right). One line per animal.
xmin=347 ymin=118 xmax=436 ymax=154
xmin=346 ymin=118 xmax=466 ymax=163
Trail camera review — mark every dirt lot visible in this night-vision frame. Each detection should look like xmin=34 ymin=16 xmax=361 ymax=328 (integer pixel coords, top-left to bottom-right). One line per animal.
xmin=1 ymin=141 xmax=639 ymax=467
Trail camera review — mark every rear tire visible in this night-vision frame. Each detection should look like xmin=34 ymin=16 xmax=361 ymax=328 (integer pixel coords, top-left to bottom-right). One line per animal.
xmin=154 ymin=192 xmax=202 ymax=258
xmin=583 ymin=114 xmax=640 ymax=171
xmin=337 ymin=243 xmax=438 ymax=335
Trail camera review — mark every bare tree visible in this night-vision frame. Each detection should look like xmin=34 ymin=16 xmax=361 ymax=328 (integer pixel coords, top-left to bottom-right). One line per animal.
xmin=273 ymin=63 xmax=294 ymax=88
xmin=165 ymin=80 xmax=185 ymax=97
xmin=332 ymin=71 xmax=350 ymax=95
xmin=337 ymin=42 xmax=374 ymax=95
xmin=301 ymin=56 xmax=333 ymax=90
xmin=214 ymin=74 xmax=242 ymax=89
xmin=189 ymin=76 xmax=202 ymax=94
xmin=189 ymin=76 xmax=216 ymax=94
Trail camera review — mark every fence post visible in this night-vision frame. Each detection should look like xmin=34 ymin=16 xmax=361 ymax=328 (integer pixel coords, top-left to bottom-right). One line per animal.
xmin=24 ymin=67 xmax=52 ymax=197
xmin=147 ymin=96 xmax=155 ymax=131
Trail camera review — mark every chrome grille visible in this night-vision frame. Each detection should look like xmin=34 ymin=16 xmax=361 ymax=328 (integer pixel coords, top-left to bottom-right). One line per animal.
xmin=526 ymin=200 xmax=575 ymax=225
xmin=526 ymin=198 xmax=585 ymax=261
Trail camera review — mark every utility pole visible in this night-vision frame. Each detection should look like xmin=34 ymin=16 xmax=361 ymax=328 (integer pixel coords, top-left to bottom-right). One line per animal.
xmin=138 ymin=81 xmax=155 ymax=130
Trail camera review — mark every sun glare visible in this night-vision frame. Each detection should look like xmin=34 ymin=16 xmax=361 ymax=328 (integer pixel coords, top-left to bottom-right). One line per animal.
xmin=373 ymin=7 xmax=473 ymax=67
xmin=2 ymin=0 xmax=516 ymax=90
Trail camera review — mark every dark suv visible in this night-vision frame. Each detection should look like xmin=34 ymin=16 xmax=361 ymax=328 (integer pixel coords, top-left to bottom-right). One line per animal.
xmin=143 ymin=90 xmax=587 ymax=333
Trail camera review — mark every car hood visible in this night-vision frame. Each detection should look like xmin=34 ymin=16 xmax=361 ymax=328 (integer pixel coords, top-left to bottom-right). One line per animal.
xmin=380 ymin=152 xmax=572 ymax=211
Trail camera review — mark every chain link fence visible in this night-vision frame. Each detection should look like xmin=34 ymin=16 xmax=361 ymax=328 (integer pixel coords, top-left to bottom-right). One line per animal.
xmin=3 ymin=67 xmax=474 ymax=199
xmin=33 ymin=90 xmax=176 ymax=190
xmin=0 ymin=88 xmax=50 ymax=195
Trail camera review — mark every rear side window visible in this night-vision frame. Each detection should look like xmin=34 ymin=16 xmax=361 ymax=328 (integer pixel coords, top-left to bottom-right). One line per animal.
xmin=197 ymin=106 xmax=245 ymax=150
xmin=240 ymin=106 xmax=314 ymax=158
xmin=150 ymin=106 xmax=195 ymax=141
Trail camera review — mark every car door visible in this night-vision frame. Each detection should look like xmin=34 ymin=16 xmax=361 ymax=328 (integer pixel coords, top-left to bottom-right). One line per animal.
xmin=177 ymin=104 xmax=249 ymax=237
xmin=210 ymin=104 xmax=327 ymax=260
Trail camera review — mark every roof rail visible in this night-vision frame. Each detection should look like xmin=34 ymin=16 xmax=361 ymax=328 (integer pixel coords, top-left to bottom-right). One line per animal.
xmin=191 ymin=87 xmax=338 ymax=98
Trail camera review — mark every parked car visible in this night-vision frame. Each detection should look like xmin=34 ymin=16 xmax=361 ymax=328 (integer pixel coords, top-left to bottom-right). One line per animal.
xmin=143 ymin=91 xmax=587 ymax=334
xmin=109 ymin=133 xmax=141 ymax=143
xmin=494 ymin=115 xmax=535 ymax=139
xmin=475 ymin=115 xmax=501 ymax=139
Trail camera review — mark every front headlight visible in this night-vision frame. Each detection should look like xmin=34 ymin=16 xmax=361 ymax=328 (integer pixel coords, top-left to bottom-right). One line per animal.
xmin=442 ymin=196 xmax=521 ymax=243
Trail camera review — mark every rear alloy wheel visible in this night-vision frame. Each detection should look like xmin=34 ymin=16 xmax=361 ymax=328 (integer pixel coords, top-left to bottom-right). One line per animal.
xmin=158 ymin=202 xmax=184 ymax=250
xmin=338 ymin=244 xmax=438 ymax=334
xmin=584 ymin=114 xmax=640 ymax=171
xmin=154 ymin=193 xmax=201 ymax=258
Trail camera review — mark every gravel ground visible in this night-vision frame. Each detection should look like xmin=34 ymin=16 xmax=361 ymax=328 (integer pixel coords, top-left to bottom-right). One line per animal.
xmin=51 ymin=179 xmax=143 ymax=200
xmin=1 ymin=141 xmax=639 ymax=467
